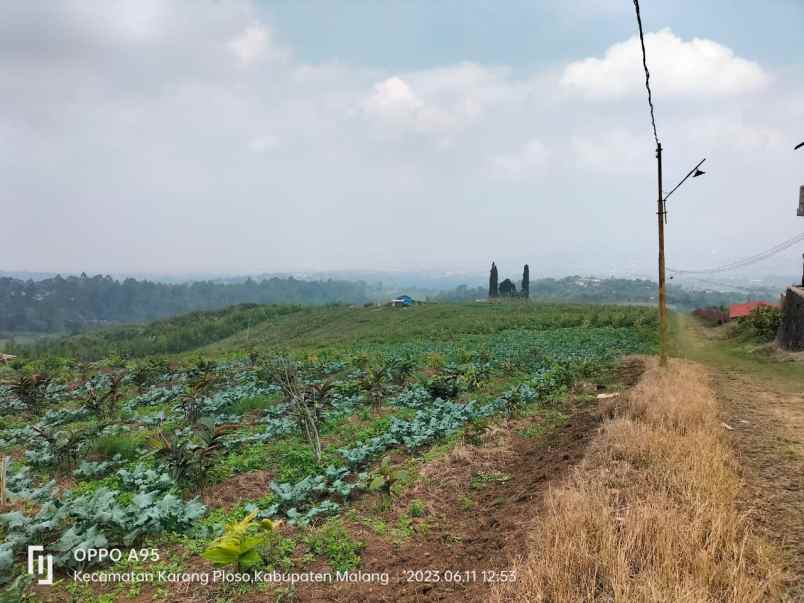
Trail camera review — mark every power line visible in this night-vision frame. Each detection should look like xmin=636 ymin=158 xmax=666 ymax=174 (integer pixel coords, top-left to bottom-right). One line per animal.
xmin=668 ymin=232 xmax=804 ymax=275
xmin=632 ymin=0 xmax=659 ymax=147
xmin=674 ymin=276 xmax=771 ymax=294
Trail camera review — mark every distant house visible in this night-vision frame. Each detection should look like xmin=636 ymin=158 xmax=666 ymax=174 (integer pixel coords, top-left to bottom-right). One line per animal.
xmin=391 ymin=294 xmax=414 ymax=307
xmin=0 ymin=354 xmax=16 ymax=365
xmin=728 ymin=301 xmax=778 ymax=320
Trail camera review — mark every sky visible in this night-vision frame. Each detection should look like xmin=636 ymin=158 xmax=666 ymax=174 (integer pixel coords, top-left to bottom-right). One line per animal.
xmin=2 ymin=0 xmax=803 ymax=280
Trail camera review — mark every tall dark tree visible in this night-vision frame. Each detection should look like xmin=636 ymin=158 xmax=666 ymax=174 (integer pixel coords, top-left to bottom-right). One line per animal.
xmin=499 ymin=278 xmax=517 ymax=297
xmin=489 ymin=262 xmax=499 ymax=298
xmin=521 ymin=264 xmax=530 ymax=299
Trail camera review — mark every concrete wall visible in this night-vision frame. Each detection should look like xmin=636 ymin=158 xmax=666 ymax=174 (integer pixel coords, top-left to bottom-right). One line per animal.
xmin=777 ymin=287 xmax=804 ymax=351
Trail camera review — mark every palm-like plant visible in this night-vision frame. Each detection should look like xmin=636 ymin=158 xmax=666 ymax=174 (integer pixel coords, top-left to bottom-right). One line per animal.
xmin=6 ymin=373 xmax=51 ymax=415
xmin=152 ymin=418 xmax=235 ymax=485
xmin=32 ymin=423 xmax=102 ymax=472
xmin=84 ymin=374 xmax=124 ymax=418
xmin=307 ymin=378 xmax=335 ymax=423
xmin=362 ymin=367 xmax=389 ymax=414
xmin=386 ymin=357 xmax=416 ymax=385
xmin=180 ymin=374 xmax=217 ymax=424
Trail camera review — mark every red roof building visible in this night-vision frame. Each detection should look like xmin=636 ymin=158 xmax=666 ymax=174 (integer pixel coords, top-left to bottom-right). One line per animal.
xmin=728 ymin=301 xmax=777 ymax=320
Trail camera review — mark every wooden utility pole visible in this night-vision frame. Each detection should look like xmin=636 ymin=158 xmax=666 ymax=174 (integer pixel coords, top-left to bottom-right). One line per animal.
xmin=657 ymin=142 xmax=668 ymax=366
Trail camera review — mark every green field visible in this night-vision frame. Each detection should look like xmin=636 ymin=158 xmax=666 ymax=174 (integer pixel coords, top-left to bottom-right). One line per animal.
xmin=0 ymin=302 xmax=656 ymax=600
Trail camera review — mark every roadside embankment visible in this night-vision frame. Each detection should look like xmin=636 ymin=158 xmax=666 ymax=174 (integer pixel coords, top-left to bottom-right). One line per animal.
xmin=491 ymin=358 xmax=785 ymax=602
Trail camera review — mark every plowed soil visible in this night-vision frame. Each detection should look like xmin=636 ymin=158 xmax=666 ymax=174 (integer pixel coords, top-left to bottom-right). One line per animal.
xmin=295 ymin=359 xmax=645 ymax=602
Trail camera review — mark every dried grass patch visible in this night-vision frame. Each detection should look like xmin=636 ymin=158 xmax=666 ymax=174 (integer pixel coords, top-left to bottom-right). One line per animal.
xmin=491 ymin=358 xmax=785 ymax=603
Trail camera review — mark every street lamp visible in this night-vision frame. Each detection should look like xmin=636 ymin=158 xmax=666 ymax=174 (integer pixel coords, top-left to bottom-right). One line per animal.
xmin=655 ymin=148 xmax=707 ymax=367
xmin=664 ymin=159 xmax=707 ymax=206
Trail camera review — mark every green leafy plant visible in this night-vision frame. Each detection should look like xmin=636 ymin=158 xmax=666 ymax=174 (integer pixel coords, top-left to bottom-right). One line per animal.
xmin=92 ymin=431 xmax=145 ymax=461
xmin=30 ymin=423 xmax=103 ymax=471
xmin=202 ymin=510 xmax=280 ymax=570
xmin=421 ymin=372 xmax=458 ymax=400
xmin=407 ymin=499 xmax=425 ymax=518
xmin=260 ymin=530 xmax=295 ymax=571
xmin=368 ymin=457 xmax=408 ymax=497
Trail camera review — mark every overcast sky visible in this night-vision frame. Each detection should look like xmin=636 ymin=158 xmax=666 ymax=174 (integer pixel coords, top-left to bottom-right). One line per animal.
xmin=2 ymin=1 xmax=803 ymax=279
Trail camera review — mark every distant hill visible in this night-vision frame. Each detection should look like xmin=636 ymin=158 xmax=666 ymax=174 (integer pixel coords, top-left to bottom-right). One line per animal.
xmin=432 ymin=276 xmax=780 ymax=309
xmin=12 ymin=300 xmax=657 ymax=362
xmin=0 ymin=273 xmax=370 ymax=333
xmin=1 ymin=271 xmax=782 ymax=338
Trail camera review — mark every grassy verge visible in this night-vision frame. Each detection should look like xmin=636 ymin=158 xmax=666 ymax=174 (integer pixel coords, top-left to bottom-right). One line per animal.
xmin=670 ymin=313 xmax=804 ymax=393
xmin=491 ymin=358 xmax=785 ymax=602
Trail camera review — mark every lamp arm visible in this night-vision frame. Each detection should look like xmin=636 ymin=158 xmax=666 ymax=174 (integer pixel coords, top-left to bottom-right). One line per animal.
xmin=663 ymin=158 xmax=706 ymax=202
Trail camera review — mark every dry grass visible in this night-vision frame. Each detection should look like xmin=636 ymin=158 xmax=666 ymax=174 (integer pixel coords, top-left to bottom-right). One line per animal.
xmin=490 ymin=358 xmax=785 ymax=603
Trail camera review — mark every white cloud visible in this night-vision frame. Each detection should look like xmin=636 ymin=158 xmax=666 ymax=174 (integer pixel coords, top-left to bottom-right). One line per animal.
xmin=362 ymin=65 xmax=526 ymax=136
xmin=248 ymin=134 xmax=280 ymax=153
xmin=562 ymin=29 xmax=769 ymax=99
xmin=229 ymin=24 xmax=286 ymax=65
xmin=571 ymin=129 xmax=646 ymax=173
xmin=362 ymin=76 xmax=459 ymax=135
xmin=3 ymin=2 xmax=802 ymax=276
xmin=364 ymin=77 xmax=423 ymax=116
xmin=685 ymin=118 xmax=783 ymax=152
xmin=491 ymin=139 xmax=549 ymax=180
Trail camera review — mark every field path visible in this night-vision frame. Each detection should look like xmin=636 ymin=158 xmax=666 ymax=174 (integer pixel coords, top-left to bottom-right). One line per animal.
xmin=674 ymin=317 xmax=804 ymax=599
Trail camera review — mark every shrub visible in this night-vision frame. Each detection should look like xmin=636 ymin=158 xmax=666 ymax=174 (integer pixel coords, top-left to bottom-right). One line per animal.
xmin=260 ymin=530 xmax=296 ymax=571
xmin=92 ymin=432 xmax=147 ymax=461
xmin=303 ymin=519 xmax=363 ymax=572
xmin=737 ymin=305 xmax=782 ymax=341
xmin=407 ymin=499 xmax=425 ymax=518
xmin=226 ymin=395 xmax=277 ymax=416
xmin=421 ymin=373 xmax=458 ymax=399
xmin=273 ymin=441 xmax=322 ymax=483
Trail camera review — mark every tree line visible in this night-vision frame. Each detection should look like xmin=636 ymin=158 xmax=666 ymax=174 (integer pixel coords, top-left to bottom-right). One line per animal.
xmin=488 ymin=262 xmax=530 ymax=299
xmin=0 ymin=274 xmax=370 ymax=333
xmin=436 ymin=272 xmax=775 ymax=310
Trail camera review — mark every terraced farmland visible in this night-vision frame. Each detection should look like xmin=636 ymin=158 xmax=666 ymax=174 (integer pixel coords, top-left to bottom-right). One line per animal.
xmin=0 ymin=302 xmax=656 ymax=601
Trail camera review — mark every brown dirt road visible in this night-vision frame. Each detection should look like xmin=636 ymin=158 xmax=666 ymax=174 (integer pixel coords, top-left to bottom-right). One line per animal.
xmin=674 ymin=317 xmax=804 ymax=599
xmin=715 ymin=371 xmax=804 ymax=600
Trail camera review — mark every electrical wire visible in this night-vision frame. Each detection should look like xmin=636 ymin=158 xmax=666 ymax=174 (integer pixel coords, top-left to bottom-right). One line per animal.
xmin=668 ymin=232 xmax=804 ymax=275
xmin=632 ymin=0 xmax=659 ymax=147
xmin=673 ymin=276 xmax=771 ymax=293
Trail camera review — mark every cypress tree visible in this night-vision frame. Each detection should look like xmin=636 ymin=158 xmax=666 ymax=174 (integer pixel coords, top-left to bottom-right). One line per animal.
xmin=522 ymin=264 xmax=530 ymax=299
xmin=489 ymin=262 xmax=499 ymax=298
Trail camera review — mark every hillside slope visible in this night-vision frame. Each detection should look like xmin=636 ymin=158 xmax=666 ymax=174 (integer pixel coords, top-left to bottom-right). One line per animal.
xmin=1 ymin=302 xmax=656 ymax=601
